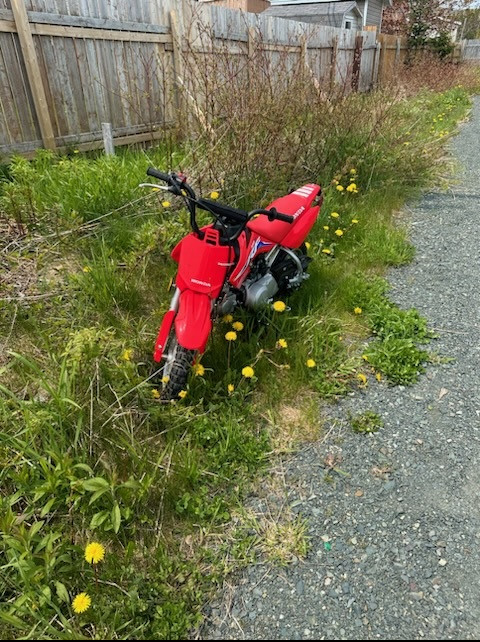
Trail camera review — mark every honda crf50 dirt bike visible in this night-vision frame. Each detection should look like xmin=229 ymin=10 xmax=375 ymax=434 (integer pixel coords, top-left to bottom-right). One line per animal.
xmin=143 ymin=167 xmax=322 ymax=400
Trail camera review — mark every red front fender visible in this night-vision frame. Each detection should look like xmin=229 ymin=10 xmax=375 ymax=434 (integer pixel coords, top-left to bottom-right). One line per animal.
xmin=175 ymin=290 xmax=212 ymax=353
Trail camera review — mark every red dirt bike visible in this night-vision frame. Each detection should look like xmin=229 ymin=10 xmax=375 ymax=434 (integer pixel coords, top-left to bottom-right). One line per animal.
xmin=143 ymin=167 xmax=322 ymax=400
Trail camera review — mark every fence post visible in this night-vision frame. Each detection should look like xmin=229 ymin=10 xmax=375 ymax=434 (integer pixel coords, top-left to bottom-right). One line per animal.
xmin=300 ymin=35 xmax=308 ymax=76
xmin=330 ymin=35 xmax=338 ymax=90
xmin=102 ymin=122 xmax=115 ymax=155
xmin=170 ymin=9 xmax=185 ymax=122
xmin=10 ymin=0 xmax=56 ymax=150
xmin=248 ymin=26 xmax=256 ymax=84
xmin=395 ymin=37 xmax=401 ymax=69
xmin=351 ymin=33 xmax=363 ymax=92
xmin=372 ymin=41 xmax=382 ymax=89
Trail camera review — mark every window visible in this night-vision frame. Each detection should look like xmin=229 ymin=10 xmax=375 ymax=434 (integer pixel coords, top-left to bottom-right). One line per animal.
xmin=345 ymin=20 xmax=352 ymax=30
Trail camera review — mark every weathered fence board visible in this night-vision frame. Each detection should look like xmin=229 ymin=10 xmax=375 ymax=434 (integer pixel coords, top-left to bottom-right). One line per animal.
xmin=464 ymin=39 xmax=480 ymax=61
xmin=0 ymin=0 xmax=447 ymax=157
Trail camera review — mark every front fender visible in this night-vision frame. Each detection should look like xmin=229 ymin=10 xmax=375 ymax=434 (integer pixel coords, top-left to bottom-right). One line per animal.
xmin=175 ymin=290 xmax=212 ymax=353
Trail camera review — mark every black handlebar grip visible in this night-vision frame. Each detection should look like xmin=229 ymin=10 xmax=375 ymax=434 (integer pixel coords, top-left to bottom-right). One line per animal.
xmin=275 ymin=212 xmax=295 ymax=223
xmin=146 ymin=167 xmax=171 ymax=182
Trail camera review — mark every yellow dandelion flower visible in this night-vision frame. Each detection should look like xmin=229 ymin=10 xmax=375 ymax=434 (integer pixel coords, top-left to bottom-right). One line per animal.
xmin=354 ymin=307 xmax=362 ymax=315
xmin=193 ymin=363 xmax=205 ymax=376
xmin=151 ymin=187 xmax=160 ymax=192
xmin=162 ymin=200 xmax=171 ymax=208
xmin=210 ymin=191 xmax=220 ymax=200
xmin=272 ymin=301 xmax=286 ymax=312
xmin=72 ymin=592 xmax=91 ymax=614
xmin=346 ymin=183 xmax=357 ymax=192
xmin=351 ymin=219 xmax=359 ymax=224
xmin=225 ymin=331 xmax=237 ymax=341
xmin=82 ymin=266 xmax=91 ymax=273
xmin=152 ymin=388 xmax=161 ymax=399
xmin=161 ymin=375 xmax=170 ymax=384
xmin=242 ymin=366 xmax=255 ymax=378
xmin=85 ymin=542 xmax=105 ymax=565
xmin=73 ymin=150 xmax=80 ymax=154
xmin=178 ymin=390 xmax=187 ymax=399
xmin=362 ymin=354 xmax=369 ymax=361
xmin=232 ymin=321 xmax=244 ymax=331
xmin=305 ymin=241 xmax=311 ymax=250
xmin=323 ymin=225 xmax=330 ymax=230
xmin=276 ymin=338 xmax=288 ymax=349
xmin=121 ymin=349 xmax=134 ymax=361
xmin=228 ymin=383 xmax=235 ymax=393
xmin=335 ymin=229 xmax=344 ymax=237
xmin=350 ymin=168 xmax=356 ymax=174
xmin=336 ymin=185 xmax=344 ymax=192
xmin=403 ymin=142 xmax=410 ymax=146
xmin=330 ymin=212 xmax=340 ymax=218
xmin=332 ymin=179 xmax=339 ymax=185
xmin=322 ymin=248 xmax=332 ymax=254
xmin=375 ymin=372 xmax=382 ymax=382
xmin=357 ymin=373 xmax=367 ymax=386
xmin=306 ymin=358 xmax=316 ymax=368
xmin=222 ymin=314 xmax=233 ymax=323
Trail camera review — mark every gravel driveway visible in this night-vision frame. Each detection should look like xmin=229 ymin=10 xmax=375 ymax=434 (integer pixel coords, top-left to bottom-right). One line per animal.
xmin=201 ymin=96 xmax=480 ymax=641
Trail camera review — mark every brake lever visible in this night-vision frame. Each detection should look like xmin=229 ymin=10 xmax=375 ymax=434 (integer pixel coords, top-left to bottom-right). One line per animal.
xmin=138 ymin=183 xmax=170 ymax=191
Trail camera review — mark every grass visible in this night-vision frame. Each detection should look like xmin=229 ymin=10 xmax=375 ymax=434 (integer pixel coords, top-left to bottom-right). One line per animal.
xmin=0 ymin=76 xmax=478 ymax=638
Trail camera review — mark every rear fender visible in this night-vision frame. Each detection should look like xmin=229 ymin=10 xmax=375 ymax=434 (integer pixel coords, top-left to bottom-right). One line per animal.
xmin=175 ymin=290 xmax=212 ymax=353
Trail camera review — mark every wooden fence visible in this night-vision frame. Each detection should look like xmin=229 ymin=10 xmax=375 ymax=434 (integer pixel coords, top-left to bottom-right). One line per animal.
xmin=0 ymin=0 xmax=412 ymax=157
xmin=463 ymin=39 xmax=480 ymax=61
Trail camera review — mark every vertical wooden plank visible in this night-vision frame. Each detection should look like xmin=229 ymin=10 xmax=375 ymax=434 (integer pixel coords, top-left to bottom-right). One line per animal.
xmin=170 ymin=9 xmax=184 ymax=121
xmin=351 ymin=33 xmax=363 ymax=92
xmin=330 ymin=35 xmax=338 ymax=91
xmin=10 ymin=0 xmax=55 ymax=148
xmin=372 ymin=41 xmax=381 ymax=89
xmin=102 ymin=121 xmax=114 ymax=154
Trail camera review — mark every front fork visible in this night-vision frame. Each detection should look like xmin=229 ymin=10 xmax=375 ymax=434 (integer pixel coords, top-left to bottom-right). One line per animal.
xmin=153 ymin=287 xmax=180 ymax=363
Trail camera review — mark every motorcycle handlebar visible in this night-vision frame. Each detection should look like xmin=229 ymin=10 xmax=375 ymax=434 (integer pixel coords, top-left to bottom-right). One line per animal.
xmin=146 ymin=167 xmax=171 ymax=183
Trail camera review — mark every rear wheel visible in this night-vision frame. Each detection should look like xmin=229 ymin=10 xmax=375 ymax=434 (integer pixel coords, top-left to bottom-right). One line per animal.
xmin=159 ymin=335 xmax=195 ymax=402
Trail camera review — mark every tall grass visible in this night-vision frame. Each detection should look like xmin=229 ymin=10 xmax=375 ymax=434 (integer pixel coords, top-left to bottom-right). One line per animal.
xmin=0 ymin=25 xmax=478 ymax=638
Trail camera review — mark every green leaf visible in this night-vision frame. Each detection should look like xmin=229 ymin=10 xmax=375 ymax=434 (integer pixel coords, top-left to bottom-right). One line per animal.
xmin=29 ymin=520 xmax=45 ymax=539
xmin=112 ymin=503 xmax=121 ymax=534
xmin=89 ymin=511 xmax=109 ymax=530
xmin=40 ymin=498 xmax=56 ymax=518
xmin=0 ymin=611 xmax=26 ymax=629
xmin=88 ymin=488 xmax=109 ymax=505
xmin=82 ymin=477 xmax=110 ymax=492
xmin=55 ymin=581 xmax=70 ymax=604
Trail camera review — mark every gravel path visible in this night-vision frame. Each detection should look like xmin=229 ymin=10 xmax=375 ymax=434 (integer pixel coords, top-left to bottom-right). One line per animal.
xmin=201 ymin=96 xmax=480 ymax=641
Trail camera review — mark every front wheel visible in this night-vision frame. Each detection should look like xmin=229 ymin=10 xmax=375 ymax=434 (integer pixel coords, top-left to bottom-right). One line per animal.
xmin=160 ymin=335 xmax=195 ymax=401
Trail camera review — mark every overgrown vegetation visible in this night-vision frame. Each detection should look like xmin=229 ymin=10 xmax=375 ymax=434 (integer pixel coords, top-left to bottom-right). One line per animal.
xmin=1 ymin=37 xmax=478 ymax=639
xmin=350 ymin=410 xmax=383 ymax=434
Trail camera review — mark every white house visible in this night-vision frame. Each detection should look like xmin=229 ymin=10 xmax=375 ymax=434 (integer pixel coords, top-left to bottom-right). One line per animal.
xmin=264 ymin=0 xmax=393 ymax=31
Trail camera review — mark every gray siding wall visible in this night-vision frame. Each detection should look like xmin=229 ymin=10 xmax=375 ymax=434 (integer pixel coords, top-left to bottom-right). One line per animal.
xmin=367 ymin=0 xmax=384 ymax=29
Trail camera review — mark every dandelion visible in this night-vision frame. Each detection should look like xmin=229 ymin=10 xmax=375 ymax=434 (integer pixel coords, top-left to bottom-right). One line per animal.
xmin=242 ymin=366 xmax=254 ymax=378
xmin=305 ymin=241 xmax=311 ymax=250
xmin=350 ymin=168 xmax=356 ymax=174
xmin=332 ymin=179 xmax=339 ymax=185
xmin=210 ymin=191 xmax=220 ymax=200
xmin=330 ymin=212 xmax=340 ymax=218
xmin=276 ymin=338 xmax=288 ymax=349
xmin=121 ymin=348 xmax=134 ymax=361
xmin=375 ymin=372 xmax=382 ymax=382
xmin=335 ymin=229 xmax=344 ymax=237
xmin=351 ymin=219 xmax=359 ymax=224
xmin=336 ymin=185 xmax=344 ymax=192
xmin=346 ymin=183 xmax=357 ymax=192
xmin=403 ymin=142 xmax=410 ymax=146
xmin=228 ymin=383 xmax=235 ymax=393
xmin=323 ymin=225 xmax=330 ymax=230
xmin=272 ymin=301 xmax=286 ymax=312
xmin=85 ymin=542 xmax=105 ymax=565
xmin=151 ymin=187 xmax=160 ymax=192
xmin=72 ymin=592 xmax=91 ymax=614
xmin=222 ymin=314 xmax=233 ymax=323
xmin=357 ymin=373 xmax=367 ymax=386
xmin=225 ymin=331 xmax=237 ymax=341
xmin=306 ymin=359 xmax=316 ymax=368
xmin=354 ymin=307 xmax=362 ymax=315
xmin=82 ymin=266 xmax=91 ymax=273
xmin=178 ymin=390 xmax=187 ymax=399
xmin=162 ymin=200 xmax=171 ymax=208
xmin=362 ymin=354 xmax=369 ymax=361
xmin=232 ymin=321 xmax=244 ymax=331
xmin=161 ymin=375 xmax=170 ymax=384
xmin=193 ymin=363 xmax=205 ymax=376
xmin=152 ymin=388 xmax=161 ymax=399
xmin=73 ymin=150 xmax=80 ymax=154
xmin=322 ymin=248 xmax=332 ymax=254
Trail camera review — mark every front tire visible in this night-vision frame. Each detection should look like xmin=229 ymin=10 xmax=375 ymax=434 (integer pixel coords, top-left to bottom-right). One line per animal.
xmin=160 ymin=336 xmax=195 ymax=401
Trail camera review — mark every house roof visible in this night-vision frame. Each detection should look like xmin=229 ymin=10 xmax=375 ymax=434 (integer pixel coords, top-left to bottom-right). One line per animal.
xmin=264 ymin=1 xmax=362 ymax=19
